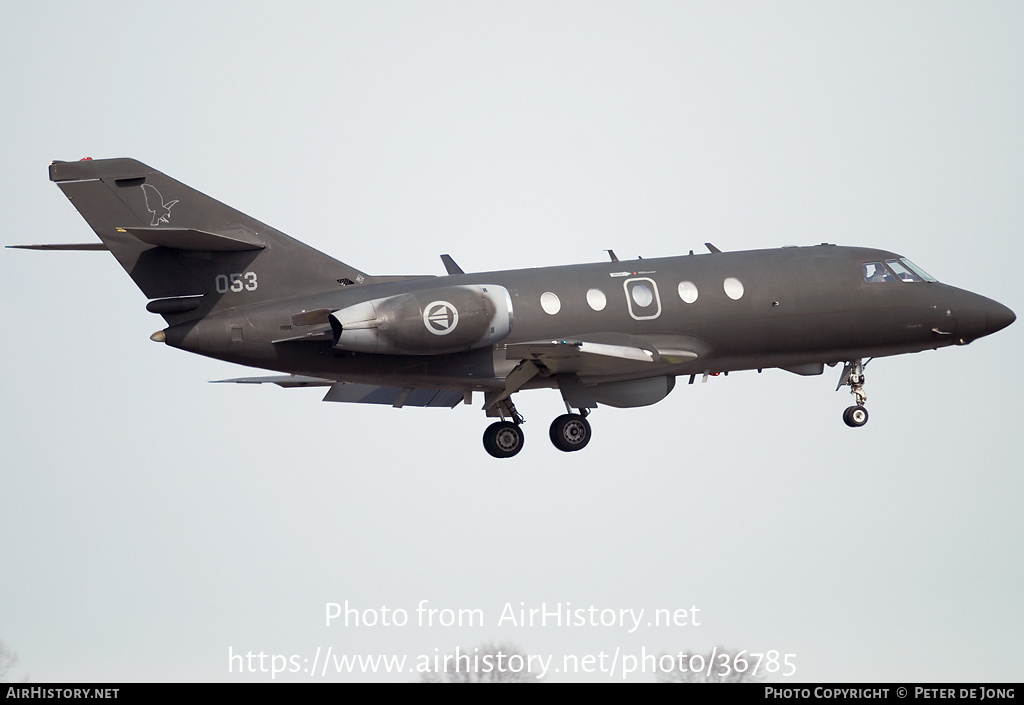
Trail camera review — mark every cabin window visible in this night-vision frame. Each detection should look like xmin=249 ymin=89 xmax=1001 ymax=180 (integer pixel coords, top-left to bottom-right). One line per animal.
xmin=540 ymin=291 xmax=561 ymax=315
xmin=678 ymin=281 xmax=698 ymax=304
xmin=723 ymin=277 xmax=744 ymax=300
xmin=586 ymin=288 xmax=607 ymax=311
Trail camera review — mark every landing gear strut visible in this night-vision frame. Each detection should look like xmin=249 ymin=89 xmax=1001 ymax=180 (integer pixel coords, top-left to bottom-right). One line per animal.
xmin=837 ymin=358 xmax=870 ymax=428
xmin=483 ymin=396 xmax=526 ymax=458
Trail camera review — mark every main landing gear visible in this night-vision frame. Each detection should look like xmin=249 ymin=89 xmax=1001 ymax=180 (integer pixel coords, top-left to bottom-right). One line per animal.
xmin=482 ymin=421 xmax=525 ymax=459
xmin=482 ymin=397 xmax=593 ymax=458
xmin=549 ymin=411 xmax=592 ymax=453
xmin=483 ymin=396 xmax=526 ymax=459
xmin=837 ymin=358 xmax=870 ymax=428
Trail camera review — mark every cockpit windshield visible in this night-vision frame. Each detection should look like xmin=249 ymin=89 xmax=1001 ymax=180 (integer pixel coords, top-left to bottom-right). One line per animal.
xmin=863 ymin=258 xmax=938 ymax=283
xmin=897 ymin=258 xmax=937 ymax=282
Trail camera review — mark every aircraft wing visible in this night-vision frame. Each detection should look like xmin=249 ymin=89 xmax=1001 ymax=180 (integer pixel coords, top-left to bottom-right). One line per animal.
xmin=322 ymin=383 xmax=466 ymax=408
xmin=7 ymin=243 xmax=109 ymax=251
xmin=212 ymin=374 xmax=335 ymax=387
xmin=505 ymin=333 xmax=703 ymax=376
xmin=212 ymin=374 xmax=465 ymax=408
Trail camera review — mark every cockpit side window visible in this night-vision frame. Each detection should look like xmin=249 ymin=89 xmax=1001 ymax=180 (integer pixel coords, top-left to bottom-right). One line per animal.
xmin=863 ymin=262 xmax=897 ymax=283
xmin=863 ymin=258 xmax=939 ymax=284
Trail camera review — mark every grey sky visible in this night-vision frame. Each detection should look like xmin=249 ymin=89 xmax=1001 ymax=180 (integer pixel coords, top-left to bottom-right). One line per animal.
xmin=1 ymin=1 xmax=1021 ymax=682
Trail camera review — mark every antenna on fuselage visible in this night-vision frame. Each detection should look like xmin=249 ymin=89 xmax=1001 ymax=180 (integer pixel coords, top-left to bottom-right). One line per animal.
xmin=440 ymin=254 xmax=464 ymax=275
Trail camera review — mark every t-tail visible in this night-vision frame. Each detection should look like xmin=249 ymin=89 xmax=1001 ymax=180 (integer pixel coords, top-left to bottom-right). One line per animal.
xmin=38 ymin=158 xmax=369 ymax=324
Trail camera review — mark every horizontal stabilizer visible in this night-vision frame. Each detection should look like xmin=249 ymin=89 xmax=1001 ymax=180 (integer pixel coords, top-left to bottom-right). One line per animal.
xmin=7 ymin=243 xmax=108 ymax=251
xmin=49 ymin=157 xmax=151 ymax=182
xmin=323 ymin=382 xmax=464 ymax=408
xmin=122 ymin=226 xmax=265 ymax=251
xmin=212 ymin=375 xmax=335 ymax=387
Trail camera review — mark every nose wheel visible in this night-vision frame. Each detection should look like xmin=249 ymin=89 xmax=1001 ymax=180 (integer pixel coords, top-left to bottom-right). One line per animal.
xmin=837 ymin=358 xmax=870 ymax=428
xmin=843 ymin=405 xmax=869 ymax=427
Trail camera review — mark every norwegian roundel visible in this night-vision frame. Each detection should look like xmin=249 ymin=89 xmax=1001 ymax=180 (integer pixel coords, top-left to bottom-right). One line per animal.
xmin=422 ymin=300 xmax=460 ymax=335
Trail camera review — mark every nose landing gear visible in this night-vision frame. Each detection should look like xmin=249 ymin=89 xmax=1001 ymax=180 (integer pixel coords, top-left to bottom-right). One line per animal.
xmin=837 ymin=358 xmax=870 ymax=427
xmin=842 ymin=404 xmax=869 ymax=427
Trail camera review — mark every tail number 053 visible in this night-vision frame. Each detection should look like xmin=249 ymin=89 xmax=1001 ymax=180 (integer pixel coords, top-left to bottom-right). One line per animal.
xmin=215 ymin=272 xmax=258 ymax=294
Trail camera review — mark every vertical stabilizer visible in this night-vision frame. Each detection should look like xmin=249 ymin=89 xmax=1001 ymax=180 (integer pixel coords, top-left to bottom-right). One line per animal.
xmin=49 ymin=158 xmax=368 ymax=321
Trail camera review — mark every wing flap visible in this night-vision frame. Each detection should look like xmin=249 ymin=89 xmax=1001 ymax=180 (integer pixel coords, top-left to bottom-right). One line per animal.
xmin=323 ymin=383 xmax=464 ymax=408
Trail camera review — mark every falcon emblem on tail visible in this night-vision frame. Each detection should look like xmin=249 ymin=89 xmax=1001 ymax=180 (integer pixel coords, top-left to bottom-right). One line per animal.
xmin=141 ymin=183 xmax=179 ymax=226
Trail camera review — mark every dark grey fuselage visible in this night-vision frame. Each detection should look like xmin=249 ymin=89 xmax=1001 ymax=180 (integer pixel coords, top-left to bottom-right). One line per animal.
xmin=29 ymin=158 xmax=1014 ymax=455
xmin=164 ymin=244 xmax=1010 ymax=391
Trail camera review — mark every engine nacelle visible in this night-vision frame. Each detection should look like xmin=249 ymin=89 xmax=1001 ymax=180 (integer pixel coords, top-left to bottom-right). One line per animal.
xmin=330 ymin=284 xmax=514 ymax=355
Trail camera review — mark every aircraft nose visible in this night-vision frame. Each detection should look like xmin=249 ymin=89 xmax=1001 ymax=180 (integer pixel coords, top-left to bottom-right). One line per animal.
xmin=954 ymin=289 xmax=1015 ymax=342
xmin=988 ymin=299 xmax=1016 ymax=334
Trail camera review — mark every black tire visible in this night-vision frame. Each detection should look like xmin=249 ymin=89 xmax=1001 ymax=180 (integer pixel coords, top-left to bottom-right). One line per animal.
xmin=483 ymin=421 xmax=524 ymax=458
xmin=843 ymin=405 xmax=869 ymax=428
xmin=549 ymin=414 xmax=592 ymax=452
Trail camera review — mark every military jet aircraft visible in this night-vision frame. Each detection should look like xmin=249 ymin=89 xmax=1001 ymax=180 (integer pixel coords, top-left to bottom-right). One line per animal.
xmin=14 ymin=158 xmax=1015 ymax=458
